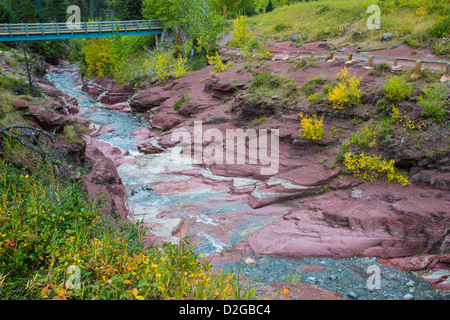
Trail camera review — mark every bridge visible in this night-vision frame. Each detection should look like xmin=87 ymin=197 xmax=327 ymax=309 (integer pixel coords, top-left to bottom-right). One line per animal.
xmin=0 ymin=20 xmax=164 ymax=42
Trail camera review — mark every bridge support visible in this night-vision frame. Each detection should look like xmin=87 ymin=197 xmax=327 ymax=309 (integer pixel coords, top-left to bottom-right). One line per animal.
xmin=156 ymin=32 xmax=164 ymax=50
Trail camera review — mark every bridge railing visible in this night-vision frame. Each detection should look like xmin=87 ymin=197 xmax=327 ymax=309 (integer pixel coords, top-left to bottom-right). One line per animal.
xmin=0 ymin=20 xmax=163 ymax=36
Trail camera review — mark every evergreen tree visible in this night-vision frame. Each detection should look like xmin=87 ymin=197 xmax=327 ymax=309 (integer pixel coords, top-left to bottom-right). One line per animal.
xmin=114 ymin=0 xmax=143 ymax=20
xmin=265 ymin=0 xmax=274 ymax=12
xmin=0 ymin=0 xmax=17 ymax=23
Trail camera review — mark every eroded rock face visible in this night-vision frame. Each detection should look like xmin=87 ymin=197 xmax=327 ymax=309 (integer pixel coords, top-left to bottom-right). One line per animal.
xmin=129 ymin=87 xmax=171 ymax=113
xmin=81 ymin=144 xmax=131 ymax=220
xmin=81 ymin=74 xmax=115 ymax=97
xmin=243 ymin=183 xmax=450 ymax=260
xmin=99 ymin=84 xmax=135 ymax=105
xmin=30 ymin=106 xmax=72 ymax=133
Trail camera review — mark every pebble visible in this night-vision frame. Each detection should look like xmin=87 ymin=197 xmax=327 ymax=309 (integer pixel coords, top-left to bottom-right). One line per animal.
xmin=348 ymin=291 xmax=358 ymax=299
xmin=406 ymin=281 xmax=415 ymax=287
xmin=403 ymin=294 xmax=414 ymax=300
xmin=306 ymin=277 xmax=317 ymax=284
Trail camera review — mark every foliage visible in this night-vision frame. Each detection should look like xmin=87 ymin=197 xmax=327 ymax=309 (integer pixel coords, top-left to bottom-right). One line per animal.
xmin=229 ymin=16 xmax=254 ymax=49
xmin=300 ymin=75 xmax=326 ymax=96
xmin=207 ymin=52 xmax=234 ymax=74
xmin=328 ymin=67 xmax=362 ymax=110
xmin=249 ymin=71 xmax=300 ymax=103
xmin=350 ymin=124 xmax=378 ymax=151
xmin=0 ymin=161 xmax=255 ymax=300
xmin=298 ymin=113 xmax=324 ymax=141
xmin=418 ymin=84 xmax=449 ymax=123
xmin=343 ymin=151 xmax=409 ymax=186
xmin=384 ymin=76 xmax=414 ymax=102
xmin=82 ymin=38 xmax=115 ymax=78
xmin=266 ymin=0 xmax=274 ymax=12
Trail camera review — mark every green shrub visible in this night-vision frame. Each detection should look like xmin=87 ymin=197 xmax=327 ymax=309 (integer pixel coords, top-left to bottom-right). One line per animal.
xmin=428 ymin=18 xmax=450 ymax=38
xmin=301 ymin=75 xmax=326 ymax=95
xmin=0 ymin=161 xmax=255 ymax=300
xmin=418 ymin=84 xmax=449 ymax=123
xmin=249 ymin=71 xmax=300 ymax=103
xmin=273 ymin=23 xmax=292 ymax=32
xmin=384 ymin=76 xmax=414 ymax=102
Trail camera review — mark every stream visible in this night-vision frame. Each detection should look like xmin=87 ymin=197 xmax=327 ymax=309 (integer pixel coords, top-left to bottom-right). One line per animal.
xmin=45 ymin=65 xmax=450 ymax=300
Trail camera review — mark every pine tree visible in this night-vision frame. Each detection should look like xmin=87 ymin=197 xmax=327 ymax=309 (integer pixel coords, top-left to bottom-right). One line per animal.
xmin=265 ymin=0 xmax=274 ymax=12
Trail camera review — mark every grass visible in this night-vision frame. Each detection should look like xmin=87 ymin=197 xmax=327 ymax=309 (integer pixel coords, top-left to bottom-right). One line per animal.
xmin=248 ymin=70 xmax=301 ymax=104
xmin=0 ymin=160 xmax=256 ymax=300
xmin=245 ymin=0 xmax=447 ymax=51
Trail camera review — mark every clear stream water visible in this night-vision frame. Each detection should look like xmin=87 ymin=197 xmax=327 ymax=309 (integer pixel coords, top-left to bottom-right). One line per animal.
xmin=45 ymin=66 xmax=450 ymax=300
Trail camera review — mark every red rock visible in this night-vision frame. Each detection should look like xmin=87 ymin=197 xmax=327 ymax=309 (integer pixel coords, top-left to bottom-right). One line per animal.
xmin=99 ymin=84 xmax=135 ymax=105
xmin=131 ymin=127 xmax=156 ymax=140
xmin=34 ymin=82 xmax=61 ymax=97
xmin=297 ymin=265 xmax=327 ymax=271
xmin=91 ymin=125 xmax=114 ymax=138
xmin=11 ymin=100 xmax=28 ymax=110
xmin=81 ymin=144 xmax=131 ymax=220
xmin=129 ymin=86 xmax=171 ymax=113
xmin=269 ymin=282 xmax=343 ymax=300
xmin=100 ymin=102 xmax=132 ymax=113
xmin=30 ymin=106 xmax=72 ymax=133
xmin=244 ymin=183 xmax=450 ymax=259
xmin=378 ymin=254 xmax=450 ymax=271
xmin=81 ymin=74 xmax=115 ymax=97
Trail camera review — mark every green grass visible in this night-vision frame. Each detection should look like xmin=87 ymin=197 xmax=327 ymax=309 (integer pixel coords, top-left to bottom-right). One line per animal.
xmin=249 ymin=70 xmax=301 ymax=104
xmin=245 ymin=0 xmax=447 ymax=51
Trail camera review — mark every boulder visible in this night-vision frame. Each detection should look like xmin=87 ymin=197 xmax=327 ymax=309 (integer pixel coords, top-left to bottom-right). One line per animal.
xmin=382 ymin=33 xmax=395 ymax=41
xmin=99 ymin=84 xmax=135 ymax=105
xmin=11 ymin=100 xmax=29 ymax=111
xmin=30 ymin=106 xmax=72 ymax=133
xmin=129 ymin=87 xmax=171 ymax=113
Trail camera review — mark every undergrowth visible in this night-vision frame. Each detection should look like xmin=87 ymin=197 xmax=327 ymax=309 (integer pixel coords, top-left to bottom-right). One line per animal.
xmin=0 ymin=161 xmax=254 ymax=300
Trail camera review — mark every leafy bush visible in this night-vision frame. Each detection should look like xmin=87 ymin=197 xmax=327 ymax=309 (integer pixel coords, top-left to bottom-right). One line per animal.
xmin=249 ymin=71 xmax=300 ymax=103
xmin=207 ymin=52 xmax=234 ymax=74
xmin=0 ymin=161 xmax=255 ymax=300
xmin=428 ymin=18 xmax=450 ymax=38
xmin=328 ymin=68 xmax=362 ymax=109
xmin=301 ymin=75 xmax=326 ymax=95
xmin=350 ymin=125 xmax=378 ymax=151
xmin=343 ymin=152 xmax=409 ymax=186
xmin=273 ymin=23 xmax=292 ymax=32
xmin=298 ymin=113 xmax=324 ymax=141
xmin=229 ymin=17 xmax=253 ymax=49
xmin=384 ymin=76 xmax=414 ymax=102
xmin=418 ymin=84 xmax=449 ymax=123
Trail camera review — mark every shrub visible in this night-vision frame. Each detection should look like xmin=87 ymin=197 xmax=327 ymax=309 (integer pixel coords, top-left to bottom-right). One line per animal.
xmin=273 ymin=23 xmax=292 ymax=32
xmin=384 ymin=76 xmax=414 ymax=102
xmin=207 ymin=52 xmax=234 ymax=74
xmin=328 ymin=68 xmax=362 ymax=109
xmin=343 ymin=152 xmax=409 ymax=186
xmin=350 ymin=125 xmax=378 ymax=151
xmin=301 ymin=75 xmax=326 ymax=95
xmin=0 ymin=161 xmax=255 ymax=300
xmin=250 ymin=71 xmax=300 ymax=103
xmin=229 ymin=16 xmax=253 ymax=49
xmin=418 ymin=84 xmax=449 ymax=123
xmin=299 ymin=113 xmax=324 ymax=141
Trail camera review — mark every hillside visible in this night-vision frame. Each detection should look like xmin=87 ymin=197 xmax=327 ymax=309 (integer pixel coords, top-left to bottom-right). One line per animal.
xmin=246 ymin=0 xmax=449 ymax=54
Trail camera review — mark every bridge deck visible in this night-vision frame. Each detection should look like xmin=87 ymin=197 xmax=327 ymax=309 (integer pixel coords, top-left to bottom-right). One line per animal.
xmin=0 ymin=20 xmax=163 ymax=41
